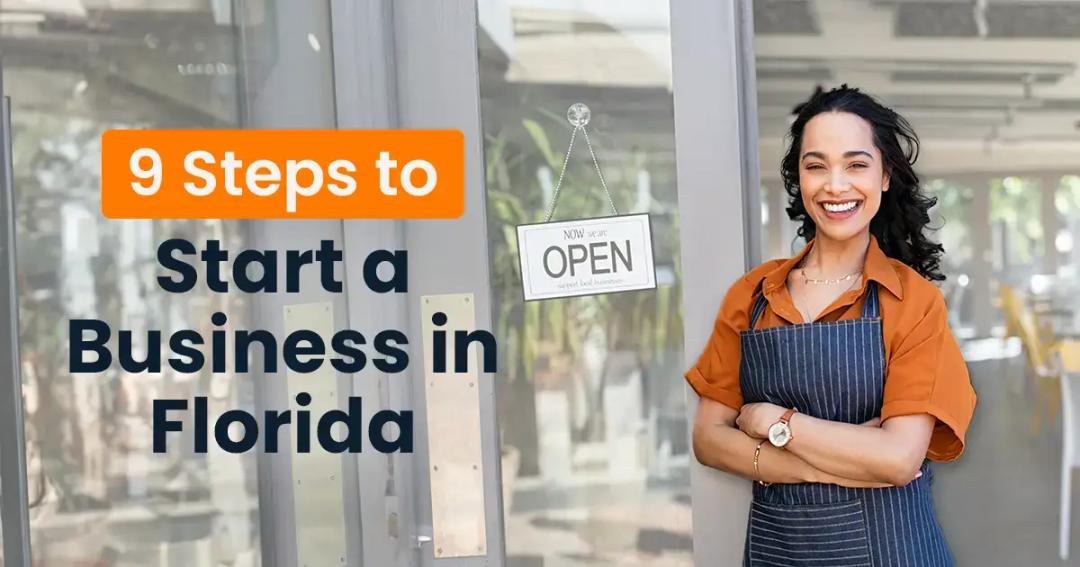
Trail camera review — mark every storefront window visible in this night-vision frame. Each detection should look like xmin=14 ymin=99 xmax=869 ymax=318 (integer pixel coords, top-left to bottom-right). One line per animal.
xmin=925 ymin=179 xmax=975 ymax=331
xmin=991 ymin=176 xmax=1046 ymax=273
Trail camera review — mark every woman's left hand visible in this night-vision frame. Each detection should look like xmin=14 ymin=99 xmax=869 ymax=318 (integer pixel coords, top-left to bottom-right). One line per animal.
xmin=736 ymin=402 xmax=788 ymax=439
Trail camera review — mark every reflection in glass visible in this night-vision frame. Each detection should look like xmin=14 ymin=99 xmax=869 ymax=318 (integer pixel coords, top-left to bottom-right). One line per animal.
xmin=477 ymin=3 xmax=691 ymax=565
xmin=3 ymin=2 xmax=260 ymax=565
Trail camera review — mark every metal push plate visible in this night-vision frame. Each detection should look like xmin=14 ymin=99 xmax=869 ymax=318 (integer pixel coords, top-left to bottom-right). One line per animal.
xmin=284 ymin=302 xmax=348 ymax=566
xmin=421 ymin=293 xmax=488 ymax=558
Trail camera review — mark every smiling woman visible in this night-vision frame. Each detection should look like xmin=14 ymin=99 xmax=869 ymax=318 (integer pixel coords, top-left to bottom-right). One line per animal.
xmin=686 ymin=85 xmax=976 ymax=567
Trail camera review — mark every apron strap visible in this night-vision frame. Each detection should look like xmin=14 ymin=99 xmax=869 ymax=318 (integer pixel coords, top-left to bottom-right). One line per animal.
xmin=748 ymin=286 xmax=769 ymax=330
xmin=861 ymin=281 xmax=880 ymax=319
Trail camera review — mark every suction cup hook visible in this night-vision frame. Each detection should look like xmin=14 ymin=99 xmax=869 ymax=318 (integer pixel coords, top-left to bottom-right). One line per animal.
xmin=567 ymin=103 xmax=591 ymax=128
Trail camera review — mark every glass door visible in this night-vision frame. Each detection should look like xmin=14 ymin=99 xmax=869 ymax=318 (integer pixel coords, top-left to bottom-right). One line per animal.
xmin=474 ymin=3 xmax=694 ymax=565
xmin=378 ymin=2 xmax=756 ymax=565
xmin=0 ymin=1 xmax=338 ymax=565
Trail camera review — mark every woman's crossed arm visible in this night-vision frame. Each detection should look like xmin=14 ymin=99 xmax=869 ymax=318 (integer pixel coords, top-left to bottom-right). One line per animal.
xmin=693 ymin=398 xmax=901 ymax=488
xmin=735 ymin=401 xmax=934 ymax=486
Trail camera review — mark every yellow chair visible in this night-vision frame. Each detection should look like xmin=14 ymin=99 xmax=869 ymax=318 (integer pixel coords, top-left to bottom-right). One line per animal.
xmin=1057 ymin=341 xmax=1080 ymax=372
xmin=1000 ymin=285 xmax=1060 ymax=433
xmin=1000 ymin=285 xmax=1024 ymax=339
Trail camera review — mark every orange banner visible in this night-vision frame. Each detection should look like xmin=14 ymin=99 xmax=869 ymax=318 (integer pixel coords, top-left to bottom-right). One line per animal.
xmin=101 ymin=129 xmax=464 ymax=219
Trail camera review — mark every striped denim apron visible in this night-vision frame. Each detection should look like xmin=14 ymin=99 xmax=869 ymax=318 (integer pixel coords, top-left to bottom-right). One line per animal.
xmin=739 ymin=283 xmax=953 ymax=567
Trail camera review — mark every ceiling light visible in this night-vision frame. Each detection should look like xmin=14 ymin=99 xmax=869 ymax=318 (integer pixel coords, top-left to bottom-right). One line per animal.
xmin=1022 ymin=74 xmax=1035 ymax=99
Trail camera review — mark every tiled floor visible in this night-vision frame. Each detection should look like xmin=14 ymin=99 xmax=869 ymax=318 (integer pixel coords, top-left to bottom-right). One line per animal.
xmin=505 ymin=476 xmax=694 ymax=566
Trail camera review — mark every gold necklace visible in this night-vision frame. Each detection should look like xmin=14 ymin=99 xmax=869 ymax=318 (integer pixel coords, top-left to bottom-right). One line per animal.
xmin=800 ymin=268 xmax=862 ymax=285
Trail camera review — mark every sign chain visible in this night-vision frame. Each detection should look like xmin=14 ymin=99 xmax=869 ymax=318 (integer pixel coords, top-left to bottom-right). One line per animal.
xmin=544 ymin=126 xmax=577 ymax=223
xmin=581 ymin=127 xmax=619 ymax=218
xmin=543 ymin=104 xmax=619 ymax=223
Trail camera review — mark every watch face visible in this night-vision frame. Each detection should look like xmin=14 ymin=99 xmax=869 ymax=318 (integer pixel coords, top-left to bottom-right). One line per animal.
xmin=768 ymin=422 xmax=791 ymax=447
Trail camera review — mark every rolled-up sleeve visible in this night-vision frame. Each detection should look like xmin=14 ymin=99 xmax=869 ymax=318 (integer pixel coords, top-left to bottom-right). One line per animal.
xmin=880 ymin=291 xmax=977 ymax=462
xmin=684 ymin=279 xmax=753 ymax=411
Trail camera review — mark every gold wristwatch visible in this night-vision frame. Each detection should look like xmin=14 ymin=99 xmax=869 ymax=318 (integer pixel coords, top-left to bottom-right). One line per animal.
xmin=768 ymin=407 xmax=798 ymax=448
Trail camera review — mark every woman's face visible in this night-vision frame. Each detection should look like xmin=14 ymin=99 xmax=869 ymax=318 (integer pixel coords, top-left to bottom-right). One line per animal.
xmin=798 ymin=111 xmax=888 ymax=243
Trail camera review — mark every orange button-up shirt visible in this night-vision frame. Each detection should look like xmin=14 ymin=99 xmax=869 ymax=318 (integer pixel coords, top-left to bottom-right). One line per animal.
xmin=685 ymin=237 xmax=977 ymax=462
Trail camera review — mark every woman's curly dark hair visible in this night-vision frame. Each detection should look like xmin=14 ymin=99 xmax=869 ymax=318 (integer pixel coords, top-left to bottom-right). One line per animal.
xmin=781 ymin=85 xmax=945 ymax=281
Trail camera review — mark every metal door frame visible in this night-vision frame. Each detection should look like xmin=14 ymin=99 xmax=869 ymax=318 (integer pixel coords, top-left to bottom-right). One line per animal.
xmin=671 ymin=0 xmax=759 ymax=565
xmin=0 ymin=65 xmax=36 ymax=567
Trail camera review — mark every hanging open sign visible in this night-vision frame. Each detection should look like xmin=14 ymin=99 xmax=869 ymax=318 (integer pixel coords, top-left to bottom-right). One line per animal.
xmin=517 ymin=213 xmax=657 ymax=301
